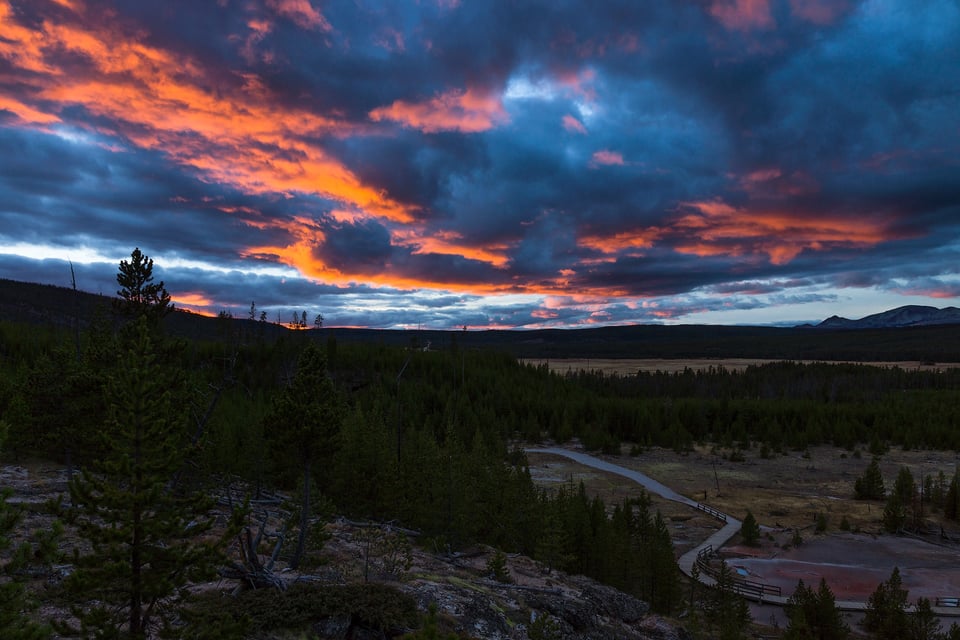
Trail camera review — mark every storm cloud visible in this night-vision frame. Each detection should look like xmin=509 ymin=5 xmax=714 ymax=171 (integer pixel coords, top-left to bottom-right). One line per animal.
xmin=0 ymin=0 xmax=957 ymax=328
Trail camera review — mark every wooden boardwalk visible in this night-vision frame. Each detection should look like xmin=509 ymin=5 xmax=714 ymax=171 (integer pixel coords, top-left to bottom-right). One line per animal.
xmin=528 ymin=447 xmax=960 ymax=616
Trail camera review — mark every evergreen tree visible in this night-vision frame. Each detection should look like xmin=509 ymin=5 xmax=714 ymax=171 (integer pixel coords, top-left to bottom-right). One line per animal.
xmin=62 ymin=320 xmax=230 ymax=639
xmin=909 ymin=597 xmax=942 ymax=640
xmin=114 ymin=248 xmax=173 ymax=328
xmin=945 ymin=470 xmax=960 ymax=520
xmin=740 ymin=510 xmax=760 ymax=546
xmin=646 ymin=510 xmax=681 ymax=614
xmin=534 ymin=493 xmax=572 ymax=574
xmin=815 ymin=512 xmax=828 ymax=534
xmin=813 ymin=579 xmax=849 ymax=640
xmin=863 ymin=567 xmax=909 ymax=640
xmin=784 ymin=580 xmax=815 ymax=639
xmin=854 ymin=457 xmax=885 ymax=500
xmin=784 ymin=579 xmax=849 ymax=640
xmin=332 ymin=406 xmax=397 ymax=519
xmin=882 ymin=492 xmax=907 ymax=533
xmin=890 ymin=466 xmax=918 ymax=530
xmin=705 ymin=559 xmax=751 ymax=640
xmin=17 ymin=335 xmax=111 ymax=471
xmin=265 ymin=342 xmax=341 ymax=569
xmin=893 ymin=467 xmax=915 ymax=505
xmin=485 ymin=549 xmax=512 ymax=583
xmin=0 ymin=419 xmax=56 ymax=640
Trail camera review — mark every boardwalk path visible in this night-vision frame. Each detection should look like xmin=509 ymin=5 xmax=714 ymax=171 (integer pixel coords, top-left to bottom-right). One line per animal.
xmin=526 ymin=447 xmax=959 ymax=615
xmin=526 ymin=448 xmax=740 ymax=587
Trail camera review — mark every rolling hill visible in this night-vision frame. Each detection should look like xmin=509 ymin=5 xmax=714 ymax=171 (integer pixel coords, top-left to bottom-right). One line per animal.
xmin=1 ymin=277 xmax=959 ymax=362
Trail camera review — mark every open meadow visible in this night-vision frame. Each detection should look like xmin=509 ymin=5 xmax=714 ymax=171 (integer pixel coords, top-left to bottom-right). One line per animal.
xmin=522 ymin=357 xmax=958 ymax=375
xmin=527 ymin=442 xmax=960 ymax=606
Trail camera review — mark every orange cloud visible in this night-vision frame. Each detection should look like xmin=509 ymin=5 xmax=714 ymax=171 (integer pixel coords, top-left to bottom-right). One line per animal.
xmin=0 ymin=3 xmax=62 ymax=74
xmin=240 ymin=216 xmax=501 ymax=293
xmin=393 ymin=228 xmax=511 ymax=268
xmin=369 ymin=86 xmax=508 ymax=133
xmin=580 ymin=228 xmax=660 ymax=254
xmin=562 ymin=114 xmax=587 ymax=134
xmin=49 ymin=0 xmax=84 ymax=10
xmin=171 ymin=292 xmax=217 ymax=316
xmin=673 ymin=200 xmax=903 ymax=265
xmin=0 ymin=4 xmax=416 ymax=223
xmin=0 ymin=95 xmax=61 ymax=125
xmin=709 ymin=0 xmax=775 ymax=31
xmin=531 ymin=309 xmax=559 ymax=319
xmin=237 ymin=215 xmax=649 ymax=299
xmin=590 ymin=150 xmax=624 ymax=166
xmin=266 ymin=0 xmax=332 ymax=32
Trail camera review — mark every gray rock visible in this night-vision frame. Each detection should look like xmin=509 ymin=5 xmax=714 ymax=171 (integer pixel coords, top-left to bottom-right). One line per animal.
xmin=523 ymin=593 xmax=597 ymax=630
xmin=458 ymin=592 xmax=513 ymax=638
xmin=634 ymin=616 xmax=693 ymax=640
xmin=580 ymin=583 xmax=650 ymax=623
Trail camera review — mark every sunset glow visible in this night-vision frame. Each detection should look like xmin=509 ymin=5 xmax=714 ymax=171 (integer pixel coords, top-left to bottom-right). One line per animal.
xmin=0 ymin=0 xmax=957 ymax=328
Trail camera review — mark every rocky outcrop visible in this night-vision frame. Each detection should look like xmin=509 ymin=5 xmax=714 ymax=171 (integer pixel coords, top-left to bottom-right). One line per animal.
xmin=394 ymin=548 xmax=685 ymax=640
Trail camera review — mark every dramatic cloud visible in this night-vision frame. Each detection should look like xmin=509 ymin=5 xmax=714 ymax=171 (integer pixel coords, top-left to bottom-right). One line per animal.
xmin=0 ymin=0 xmax=957 ymax=328
xmin=369 ymin=87 xmax=509 ymax=133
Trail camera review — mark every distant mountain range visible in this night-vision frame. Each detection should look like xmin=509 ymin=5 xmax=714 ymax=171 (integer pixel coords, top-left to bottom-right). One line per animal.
xmin=810 ymin=305 xmax=960 ymax=330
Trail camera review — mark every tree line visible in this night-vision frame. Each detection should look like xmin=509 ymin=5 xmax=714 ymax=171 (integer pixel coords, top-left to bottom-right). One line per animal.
xmin=0 ymin=249 xmax=683 ymax=637
xmin=4 ymin=249 xmax=960 ymax=637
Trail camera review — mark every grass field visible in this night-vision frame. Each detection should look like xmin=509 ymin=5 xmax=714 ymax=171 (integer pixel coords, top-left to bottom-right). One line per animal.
xmin=522 ymin=357 xmax=956 ymax=375
xmin=527 ymin=443 xmax=960 ymax=552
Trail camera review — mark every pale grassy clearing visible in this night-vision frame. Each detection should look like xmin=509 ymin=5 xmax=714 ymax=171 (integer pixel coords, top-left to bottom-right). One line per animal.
xmin=521 ymin=358 xmax=959 ymax=376
xmin=527 ymin=444 xmax=960 ymax=550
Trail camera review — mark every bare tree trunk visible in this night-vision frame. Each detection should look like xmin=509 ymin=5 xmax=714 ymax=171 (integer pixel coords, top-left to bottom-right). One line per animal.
xmin=290 ymin=459 xmax=311 ymax=570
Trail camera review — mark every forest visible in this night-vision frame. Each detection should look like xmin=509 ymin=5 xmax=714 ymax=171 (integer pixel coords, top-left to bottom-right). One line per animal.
xmin=2 ymin=250 xmax=960 ymax=638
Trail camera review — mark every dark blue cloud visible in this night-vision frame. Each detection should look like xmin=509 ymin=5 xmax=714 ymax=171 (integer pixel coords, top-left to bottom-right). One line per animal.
xmin=0 ymin=0 xmax=957 ymax=328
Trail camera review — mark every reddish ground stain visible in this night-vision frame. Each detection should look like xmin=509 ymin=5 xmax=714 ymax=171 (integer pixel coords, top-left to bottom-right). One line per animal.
xmin=724 ymin=532 xmax=960 ymax=601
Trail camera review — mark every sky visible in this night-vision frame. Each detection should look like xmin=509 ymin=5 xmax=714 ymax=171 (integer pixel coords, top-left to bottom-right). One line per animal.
xmin=0 ymin=0 xmax=958 ymax=329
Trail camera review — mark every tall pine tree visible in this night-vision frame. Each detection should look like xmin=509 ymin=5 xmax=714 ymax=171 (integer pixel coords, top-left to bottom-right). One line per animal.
xmin=62 ymin=320 xmax=228 ymax=639
xmin=784 ymin=578 xmax=849 ymax=640
xmin=114 ymin=248 xmax=173 ymax=329
xmin=704 ymin=559 xmax=751 ymax=640
xmin=265 ymin=342 xmax=341 ymax=570
xmin=863 ymin=567 xmax=909 ymax=640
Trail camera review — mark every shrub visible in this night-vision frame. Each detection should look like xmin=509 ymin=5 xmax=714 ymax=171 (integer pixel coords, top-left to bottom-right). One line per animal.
xmin=740 ymin=511 xmax=760 ymax=546
xmin=486 ymin=550 xmax=512 ymax=583
xmin=815 ymin=512 xmax=828 ymax=534
xmin=186 ymin=583 xmax=419 ymax=637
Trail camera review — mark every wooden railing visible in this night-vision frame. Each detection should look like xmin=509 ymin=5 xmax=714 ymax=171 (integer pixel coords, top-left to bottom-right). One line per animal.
xmin=694 ymin=544 xmax=782 ymax=598
xmin=696 ymin=502 xmax=728 ymax=523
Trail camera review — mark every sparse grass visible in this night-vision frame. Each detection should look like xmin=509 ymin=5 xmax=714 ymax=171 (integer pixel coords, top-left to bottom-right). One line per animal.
xmin=525 ymin=358 xmax=956 ymax=376
xmin=527 ymin=443 xmax=960 ymax=552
